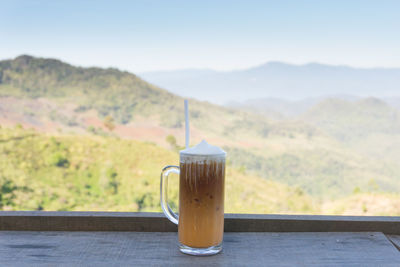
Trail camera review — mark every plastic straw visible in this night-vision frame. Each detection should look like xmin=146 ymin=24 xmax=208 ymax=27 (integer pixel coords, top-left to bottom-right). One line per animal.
xmin=184 ymin=99 xmax=190 ymax=149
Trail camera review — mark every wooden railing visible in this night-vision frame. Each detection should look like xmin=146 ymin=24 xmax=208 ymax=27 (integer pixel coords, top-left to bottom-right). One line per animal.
xmin=0 ymin=211 xmax=399 ymax=234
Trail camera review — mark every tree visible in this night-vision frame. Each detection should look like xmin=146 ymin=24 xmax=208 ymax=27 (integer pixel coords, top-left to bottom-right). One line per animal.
xmin=103 ymin=116 xmax=115 ymax=131
xmin=106 ymin=168 xmax=119 ymax=195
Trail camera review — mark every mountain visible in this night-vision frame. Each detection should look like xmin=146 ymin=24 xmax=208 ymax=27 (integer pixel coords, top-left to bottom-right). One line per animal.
xmin=0 ymin=55 xmax=178 ymax=125
xmin=140 ymin=62 xmax=400 ymax=104
xmin=2 ymin=55 xmax=297 ymax=141
xmin=2 ymin=55 xmax=400 ymax=203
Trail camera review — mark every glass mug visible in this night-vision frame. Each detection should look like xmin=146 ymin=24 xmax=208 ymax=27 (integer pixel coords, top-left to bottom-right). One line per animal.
xmin=160 ymin=149 xmax=226 ymax=255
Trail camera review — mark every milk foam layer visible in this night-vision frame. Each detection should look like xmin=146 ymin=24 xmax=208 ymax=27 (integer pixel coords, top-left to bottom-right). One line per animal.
xmin=180 ymin=140 xmax=225 ymax=156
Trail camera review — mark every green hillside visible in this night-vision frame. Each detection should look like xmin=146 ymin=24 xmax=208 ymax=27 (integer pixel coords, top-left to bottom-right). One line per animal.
xmin=0 ymin=55 xmax=178 ymax=125
xmin=1 ymin=125 xmax=399 ymax=215
xmin=225 ymin=144 xmax=400 ymax=199
xmin=0 ymin=125 xmax=316 ymax=214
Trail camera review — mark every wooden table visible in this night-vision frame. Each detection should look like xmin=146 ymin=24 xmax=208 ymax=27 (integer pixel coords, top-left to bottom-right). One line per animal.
xmin=0 ymin=212 xmax=399 ymax=266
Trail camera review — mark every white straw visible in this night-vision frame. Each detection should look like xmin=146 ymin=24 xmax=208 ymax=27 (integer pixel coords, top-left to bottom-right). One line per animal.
xmin=184 ymin=99 xmax=190 ymax=149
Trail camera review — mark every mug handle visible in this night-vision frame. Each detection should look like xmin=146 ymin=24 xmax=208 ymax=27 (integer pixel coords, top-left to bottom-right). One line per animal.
xmin=160 ymin=165 xmax=179 ymax=225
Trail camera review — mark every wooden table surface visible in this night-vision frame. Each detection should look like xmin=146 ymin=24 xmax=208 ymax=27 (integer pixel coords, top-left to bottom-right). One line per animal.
xmin=0 ymin=212 xmax=399 ymax=266
xmin=0 ymin=231 xmax=399 ymax=266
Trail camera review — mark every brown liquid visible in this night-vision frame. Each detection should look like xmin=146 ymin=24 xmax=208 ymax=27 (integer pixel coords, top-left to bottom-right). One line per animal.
xmin=178 ymin=159 xmax=225 ymax=248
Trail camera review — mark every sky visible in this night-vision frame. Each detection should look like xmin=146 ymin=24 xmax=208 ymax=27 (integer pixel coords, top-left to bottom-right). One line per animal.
xmin=1 ymin=0 xmax=400 ymax=72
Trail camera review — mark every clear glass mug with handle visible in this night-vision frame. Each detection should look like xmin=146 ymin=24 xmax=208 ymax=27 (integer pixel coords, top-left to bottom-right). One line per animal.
xmin=160 ymin=140 xmax=226 ymax=256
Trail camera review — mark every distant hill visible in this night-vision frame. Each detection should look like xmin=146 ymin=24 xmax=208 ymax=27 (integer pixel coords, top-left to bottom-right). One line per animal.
xmin=229 ymin=95 xmax=400 ymax=173
xmin=228 ymin=97 xmax=325 ymax=119
xmin=140 ymin=62 xmax=400 ymax=104
xmin=302 ymin=97 xmax=400 ymax=141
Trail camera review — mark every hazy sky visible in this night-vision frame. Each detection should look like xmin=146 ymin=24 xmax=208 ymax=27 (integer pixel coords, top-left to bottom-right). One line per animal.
xmin=1 ymin=0 xmax=400 ymax=72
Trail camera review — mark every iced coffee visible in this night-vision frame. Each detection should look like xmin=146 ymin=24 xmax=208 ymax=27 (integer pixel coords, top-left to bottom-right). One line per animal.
xmin=179 ymin=154 xmax=225 ymax=248
xmin=160 ymin=140 xmax=226 ymax=255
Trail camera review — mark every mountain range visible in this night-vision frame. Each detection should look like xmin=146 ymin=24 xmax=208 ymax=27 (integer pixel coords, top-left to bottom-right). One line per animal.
xmin=1 ymin=55 xmax=400 ymax=215
xmin=140 ymin=62 xmax=400 ymax=104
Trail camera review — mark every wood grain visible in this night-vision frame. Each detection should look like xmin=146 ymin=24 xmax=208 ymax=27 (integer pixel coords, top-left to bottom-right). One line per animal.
xmin=0 ymin=231 xmax=398 ymax=266
xmin=387 ymin=235 xmax=400 ymax=251
xmin=0 ymin=211 xmax=400 ymax=234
